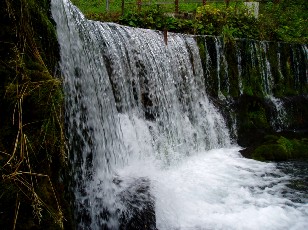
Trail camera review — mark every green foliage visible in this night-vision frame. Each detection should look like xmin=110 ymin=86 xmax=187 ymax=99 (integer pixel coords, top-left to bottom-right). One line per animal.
xmin=71 ymin=0 xmax=109 ymax=14
xmin=195 ymin=4 xmax=258 ymax=38
xmin=118 ymin=3 xmax=260 ymax=37
xmin=71 ymin=0 xmax=201 ymax=15
xmin=277 ymin=136 xmax=293 ymax=153
xmin=120 ymin=8 xmax=165 ymax=29
xmin=72 ymin=0 xmax=308 ymax=43
xmin=119 ymin=8 xmax=195 ymax=32
xmin=221 ymin=25 xmax=236 ymax=45
xmin=258 ymin=0 xmax=308 ymax=43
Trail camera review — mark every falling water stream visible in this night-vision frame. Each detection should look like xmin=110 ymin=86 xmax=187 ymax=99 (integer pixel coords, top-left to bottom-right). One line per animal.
xmin=52 ymin=0 xmax=308 ymax=229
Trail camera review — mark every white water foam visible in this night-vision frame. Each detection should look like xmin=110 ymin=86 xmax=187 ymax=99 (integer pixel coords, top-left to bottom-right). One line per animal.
xmin=267 ymin=95 xmax=288 ymax=131
xmin=116 ymin=145 xmax=308 ymax=230
xmin=115 ymin=114 xmax=308 ymax=229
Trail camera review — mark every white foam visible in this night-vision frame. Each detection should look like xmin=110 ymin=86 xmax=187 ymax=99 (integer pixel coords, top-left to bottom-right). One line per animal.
xmin=117 ymin=147 xmax=308 ymax=230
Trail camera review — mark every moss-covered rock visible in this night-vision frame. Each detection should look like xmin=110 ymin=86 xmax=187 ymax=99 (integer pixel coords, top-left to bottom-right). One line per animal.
xmin=235 ymin=95 xmax=272 ymax=146
xmin=243 ymin=134 xmax=308 ymax=162
xmin=252 ymin=144 xmax=290 ymax=161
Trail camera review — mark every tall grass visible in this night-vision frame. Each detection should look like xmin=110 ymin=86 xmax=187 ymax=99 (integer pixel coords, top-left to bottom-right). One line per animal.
xmin=1 ymin=0 xmax=67 ymax=228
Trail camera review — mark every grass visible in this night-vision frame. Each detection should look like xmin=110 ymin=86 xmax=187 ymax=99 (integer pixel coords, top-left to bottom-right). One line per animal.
xmin=71 ymin=0 xmax=246 ymax=15
xmin=71 ymin=0 xmax=209 ymax=14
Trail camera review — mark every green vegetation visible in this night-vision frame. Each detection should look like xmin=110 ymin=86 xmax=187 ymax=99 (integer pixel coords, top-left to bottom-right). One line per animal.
xmin=193 ymin=33 xmax=307 ymax=151
xmin=0 ymin=0 xmax=71 ymax=229
xmin=71 ymin=0 xmax=201 ymax=15
xmin=258 ymin=0 xmax=308 ymax=43
xmin=71 ymin=0 xmax=307 ymax=43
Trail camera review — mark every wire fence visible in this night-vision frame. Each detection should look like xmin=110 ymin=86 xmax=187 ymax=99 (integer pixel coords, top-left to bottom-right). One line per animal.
xmin=118 ymin=0 xmax=261 ymax=14
xmin=72 ymin=0 xmax=261 ymax=15
xmin=120 ymin=0 xmax=249 ymax=14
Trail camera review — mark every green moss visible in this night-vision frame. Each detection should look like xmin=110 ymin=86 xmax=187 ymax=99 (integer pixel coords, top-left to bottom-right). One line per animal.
xmin=277 ymin=136 xmax=293 ymax=152
xmin=241 ymin=66 xmax=264 ymax=97
xmin=252 ymin=135 xmax=308 ymax=161
xmin=248 ymin=108 xmax=270 ymax=130
xmin=243 ymin=85 xmax=253 ymax=96
xmin=200 ymin=36 xmax=220 ymax=97
xmin=252 ymin=144 xmax=289 ymax=161
xmin=292 ymin=139 xmax=308 ymax=158
xmin=225 ymin=42 xmax=240 ymax=98
xmin=264 ymin=134 xmax=280 ymax=143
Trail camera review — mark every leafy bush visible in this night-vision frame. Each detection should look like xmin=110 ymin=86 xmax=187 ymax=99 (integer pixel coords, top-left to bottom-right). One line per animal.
xmin=258 ymin=0 xmax=308 ymax=43
xmin=74 ymin=0 xmax=308 ymax=43
xmin=119 ymin=8 xmax=195 ymax=33
xmin=195 ymin=4 xmax=258 ymax=38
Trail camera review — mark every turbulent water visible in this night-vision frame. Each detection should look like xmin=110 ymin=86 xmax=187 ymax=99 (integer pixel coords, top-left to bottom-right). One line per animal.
xmin=52 ymin=0 xmax=308 ymax=229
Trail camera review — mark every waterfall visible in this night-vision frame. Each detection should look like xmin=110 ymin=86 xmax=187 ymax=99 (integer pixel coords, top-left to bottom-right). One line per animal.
xmin=52 ymin=1 xmax=308 ymax=229
xmin=52 ymin=0 xmax=231 ymax=228
xmin=235 ymin=42 xmax=243 ymax=95
xmin=214 ymin=37 xmax=229 ymax=99
xmin=257 ymin=42 xmax=287 ymax=131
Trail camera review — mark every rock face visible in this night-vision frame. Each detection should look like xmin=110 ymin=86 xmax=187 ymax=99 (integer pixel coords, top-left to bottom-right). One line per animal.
xmin=196 ymin=36 xmax=308 ymax=157
xmin=74 ymin=177 xmax=157 ymax=230
xmin=240 ymin=134 xmax=308 ymax=161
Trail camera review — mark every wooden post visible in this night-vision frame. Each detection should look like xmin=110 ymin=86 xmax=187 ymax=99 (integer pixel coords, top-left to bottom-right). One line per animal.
xmin=137 ymin=0 xmax=141 ymax=12
xmin=225 ymin=0 xmax=230 ymax=8
xmin=202 ymin=0 xmax=207 ymax=6
xmin=122 ymin=0 xmax=125 ymax=15
xmin=175 ymin=0 xmax=179 ymax=14
xmin=164 ymin=29 xmax=168 ymax=45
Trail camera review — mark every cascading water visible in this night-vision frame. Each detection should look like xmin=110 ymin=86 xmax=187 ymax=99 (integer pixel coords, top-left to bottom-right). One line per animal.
xmin=245 ymin=40 xmax=287 ymax=131
xmin=257 ymin=41 xmax=287 ymax=131
xmin=214 ymin=37 xmax=229 ymax=99
xmin=257 ymin=42 xmax=287 ymax=131
xmin=52 ymin=0 xmax=308 ymax=229
xmin=246 ymin=41 xmax=307 ymax=131
xmin=235 ymin=43 xmax=243 ymax=95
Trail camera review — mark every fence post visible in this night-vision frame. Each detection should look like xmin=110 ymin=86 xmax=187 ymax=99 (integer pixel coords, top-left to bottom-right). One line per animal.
xmin=122 ymin=0 xmax=125 ymax=15
xmin=164 ymin=29 xmax=168 ymax=45
xmin=175 ymin=0 xmax=179 ymax=14
xmin=137 ymin=0 xmax=142 ymax=12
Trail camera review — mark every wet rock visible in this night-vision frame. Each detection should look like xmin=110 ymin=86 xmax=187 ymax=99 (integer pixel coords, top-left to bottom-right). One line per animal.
xmin=240 ymin=134 xmax=308 ymax=161
xmin=119 ymin=177 xmax=157 ymax=230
